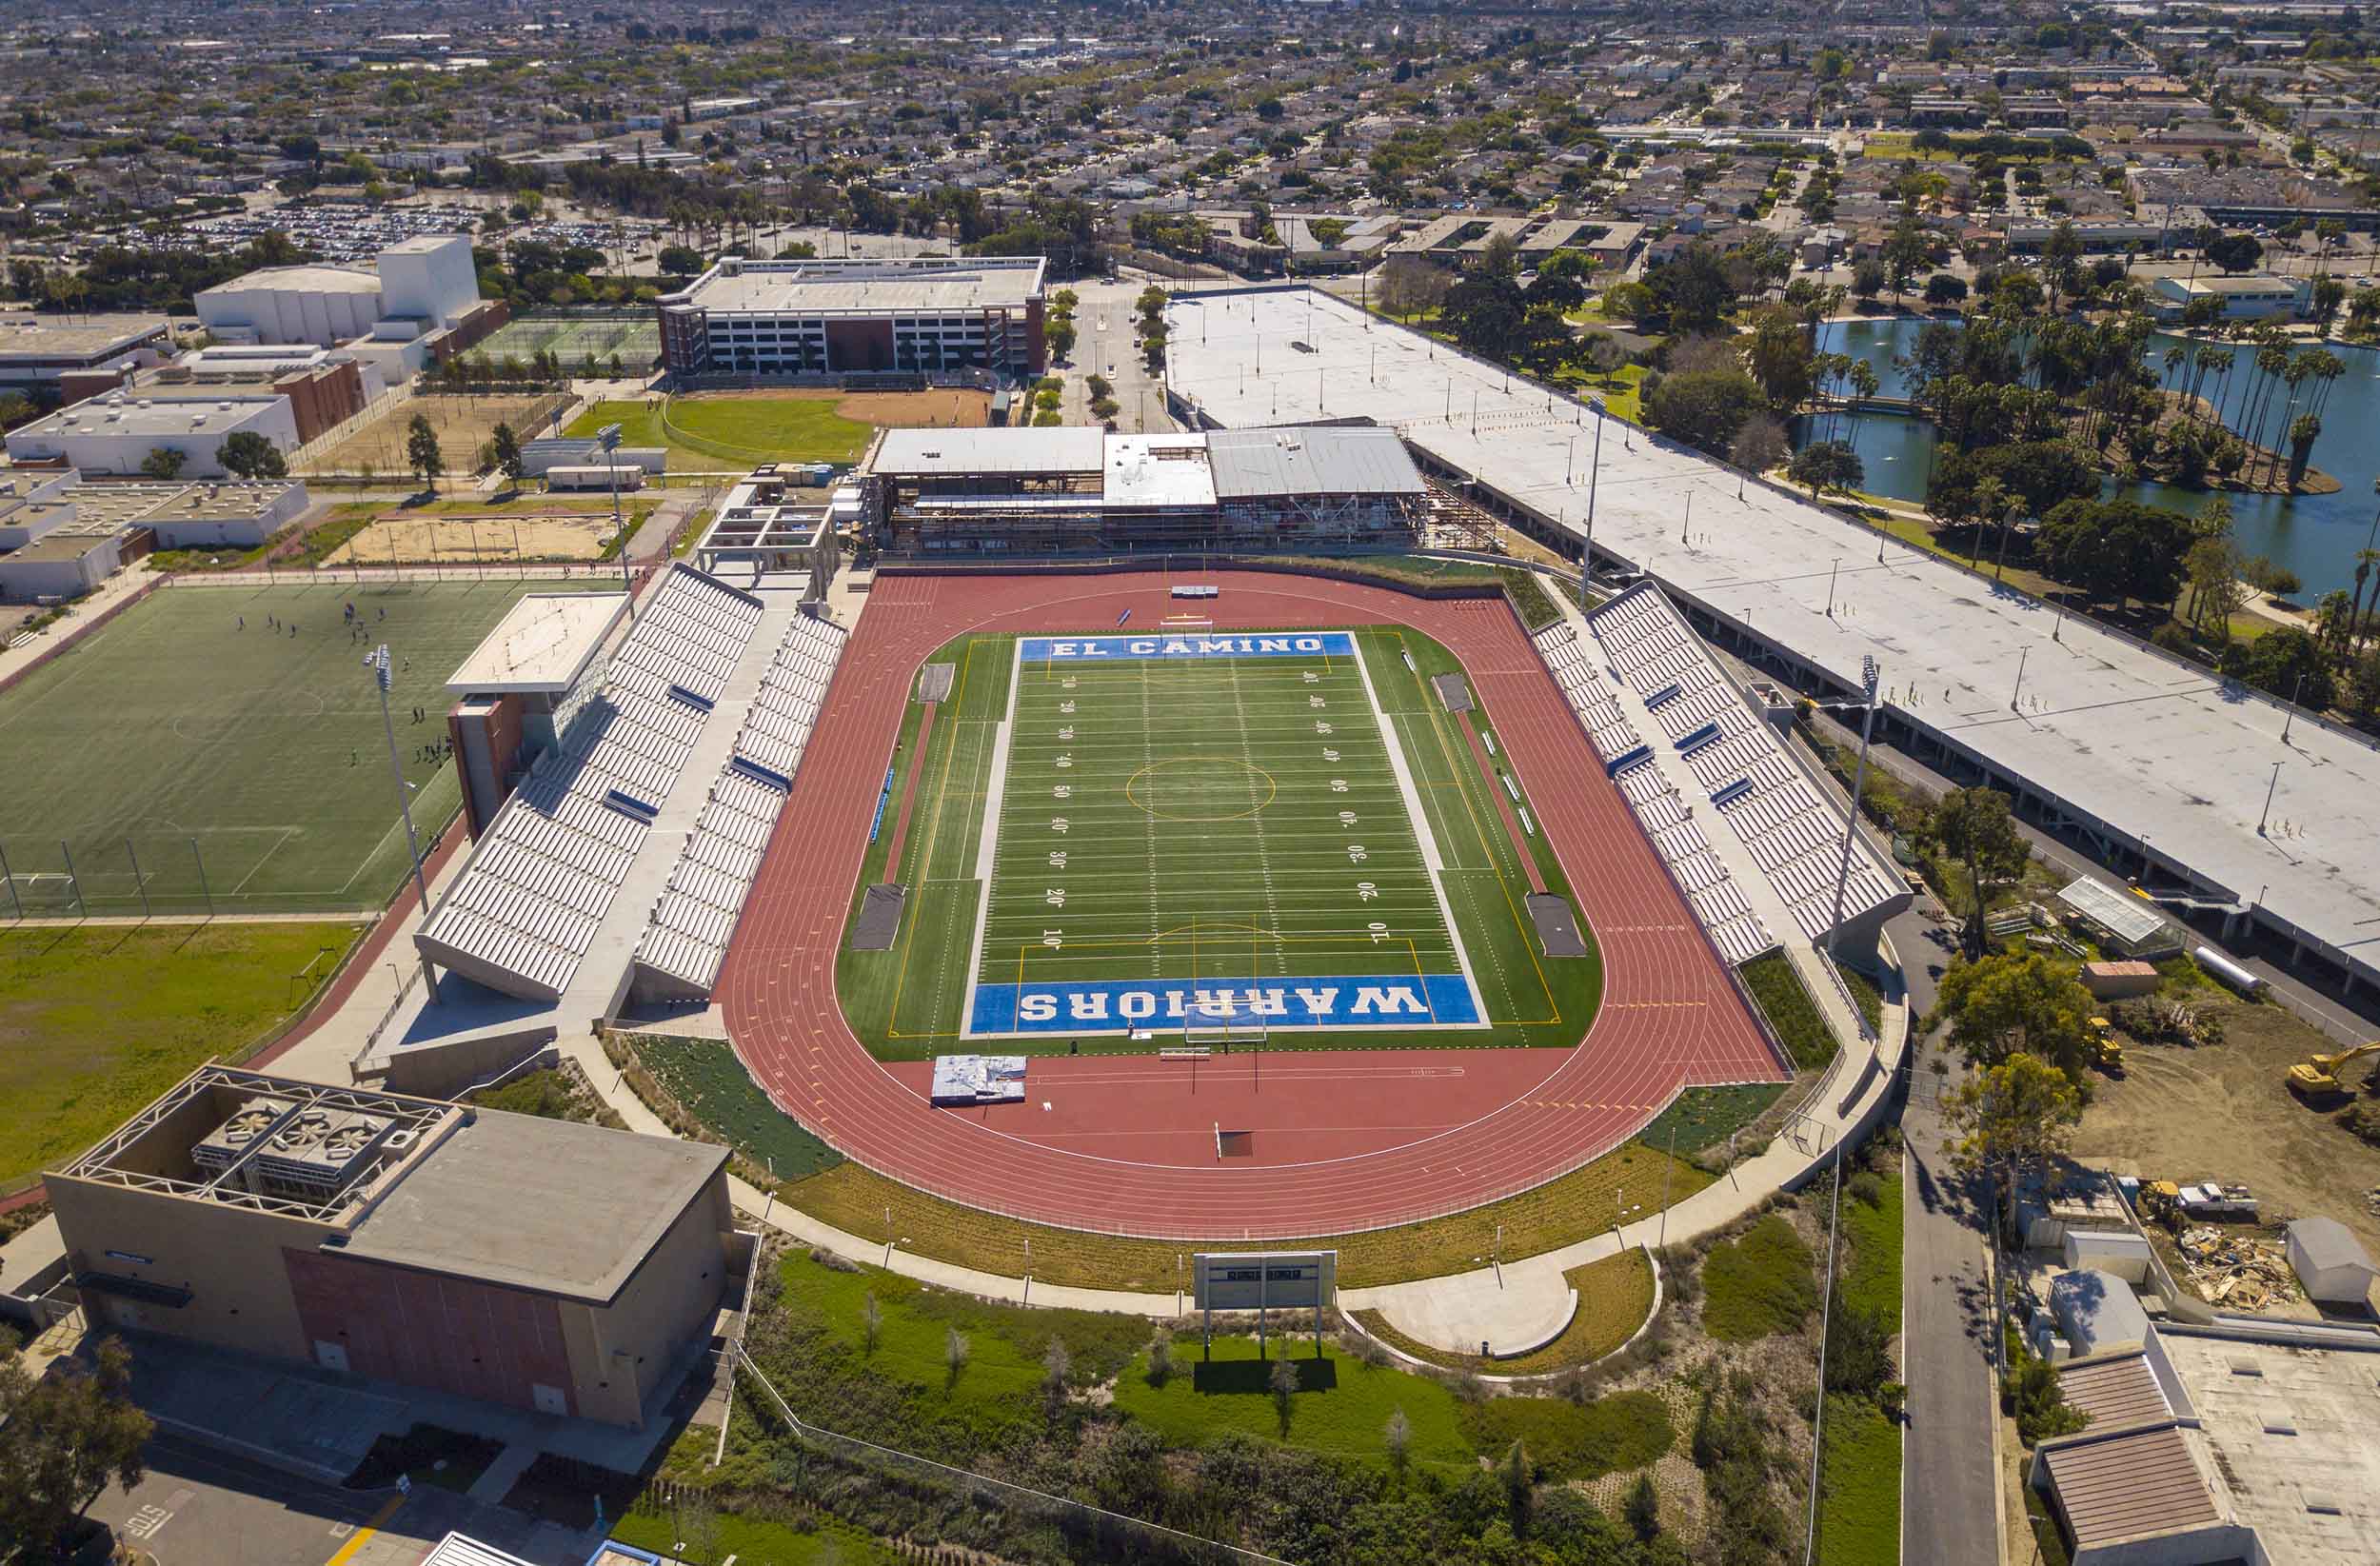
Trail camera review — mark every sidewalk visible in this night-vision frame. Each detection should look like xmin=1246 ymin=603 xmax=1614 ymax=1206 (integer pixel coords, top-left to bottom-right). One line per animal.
xmin=1342 ymin=936 xmax=1909 ymax=1355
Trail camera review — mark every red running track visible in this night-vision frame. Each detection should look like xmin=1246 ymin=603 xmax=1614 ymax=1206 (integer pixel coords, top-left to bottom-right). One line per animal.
xmin=718 ymin=572 xmax=1785 ymax=1238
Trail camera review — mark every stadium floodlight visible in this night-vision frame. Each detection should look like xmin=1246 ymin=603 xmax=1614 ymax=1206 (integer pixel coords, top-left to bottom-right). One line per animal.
xmin=1822 ymin=656 xmax=1882 ymax=970
xmin=597 ymin=423 xmax=633 ymax=614
xmin=365 ymin=643 xmax=438 ymax=1000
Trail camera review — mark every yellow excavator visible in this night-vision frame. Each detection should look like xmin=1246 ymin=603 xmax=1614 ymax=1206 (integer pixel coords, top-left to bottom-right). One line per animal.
xmin=2286 ymin=1041 xmax=2380 ymax=1101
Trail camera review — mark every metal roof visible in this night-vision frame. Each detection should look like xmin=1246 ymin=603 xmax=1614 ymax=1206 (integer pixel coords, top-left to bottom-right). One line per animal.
xmin=2056 ymin=876 xmax=2171 ymax=947
xmin=872 ymin=426 xmax=1103 ymax=478
xmin=2289 ymin=1217 xmax=2376 ymax=1274
xmin=2056 ymin=1350 xmax=2175 ymax=1428
xmin=1103 ymin=434 xmax=1218 ymax=509
xmin=419 ymin=1533 xmax=540 ymax=1566
xmin=2040 ymin=1424 xmax=2223 ymax=1548
xmin=446 ymin=592 xmax=629 ymax=696
xmin=1205 ymin=426 xmax=1423 ymax=500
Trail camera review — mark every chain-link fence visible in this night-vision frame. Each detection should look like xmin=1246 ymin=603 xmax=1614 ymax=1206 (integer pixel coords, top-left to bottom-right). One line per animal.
xmin=0 ymin=834 xmax=228 ymax=920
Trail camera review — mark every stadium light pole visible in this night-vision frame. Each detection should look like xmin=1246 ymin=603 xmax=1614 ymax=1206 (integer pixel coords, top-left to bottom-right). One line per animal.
xmin=600 ymin=423 xmax=633 ymax=618
xmin=1822 ymin=656 xmax=1882 ymax=964
xmin=367 ymin=644 xmax=439 ymax=1001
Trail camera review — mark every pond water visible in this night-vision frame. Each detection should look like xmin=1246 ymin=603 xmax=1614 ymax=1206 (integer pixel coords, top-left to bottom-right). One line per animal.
xmin=1799 ymin=317 xmax=2380 ymax=599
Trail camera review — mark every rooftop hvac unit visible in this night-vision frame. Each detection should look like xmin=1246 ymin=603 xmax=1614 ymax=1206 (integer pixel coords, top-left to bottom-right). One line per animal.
xmin=189 ymin=1096 xmax=296 ymax=1173
xmin=252 ymin=1110 xmax=394 ymax=1199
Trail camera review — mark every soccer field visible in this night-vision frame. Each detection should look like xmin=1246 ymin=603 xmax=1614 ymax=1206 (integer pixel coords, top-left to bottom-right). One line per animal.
xmin=839 ymin=624 xmax=1603 ymax=1058
xmin=0 ymin=579 xmax=554 ymax=916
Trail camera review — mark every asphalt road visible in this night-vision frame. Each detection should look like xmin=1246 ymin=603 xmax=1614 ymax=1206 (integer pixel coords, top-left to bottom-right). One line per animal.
xmin=1056 ymin=278 xmax=1172 ymax=432
xmin=1893 ymin=901 xmax=2004 ymax=1566
xmin=83 ymin=1433 xmax=387 ymax=1566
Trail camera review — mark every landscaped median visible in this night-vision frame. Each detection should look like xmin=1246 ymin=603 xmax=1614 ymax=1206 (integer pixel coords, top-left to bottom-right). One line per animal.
xmin=1352 ymin=1247 xmax=1658 ymax=1376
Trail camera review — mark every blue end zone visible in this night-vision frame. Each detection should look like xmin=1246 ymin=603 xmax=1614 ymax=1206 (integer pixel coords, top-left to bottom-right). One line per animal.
xmin=968 ymin=973 xmax=1480 ymax=1036
xmin=1018 ymin=631 xmax=1357 ymax=664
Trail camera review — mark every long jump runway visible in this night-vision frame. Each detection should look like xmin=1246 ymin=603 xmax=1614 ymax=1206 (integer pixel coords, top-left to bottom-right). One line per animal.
xmin=718 ymin=571 xmax=1786 ymax=1238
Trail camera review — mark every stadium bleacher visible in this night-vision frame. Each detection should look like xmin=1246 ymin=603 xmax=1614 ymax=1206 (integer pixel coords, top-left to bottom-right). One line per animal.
xmin=1577 ymin=583 xmax=1902 ymax=949
xmin=415 ymin=566 xmax=768 ymax=1001
xmin=631 ymin=611 xmax=850 ymax=1000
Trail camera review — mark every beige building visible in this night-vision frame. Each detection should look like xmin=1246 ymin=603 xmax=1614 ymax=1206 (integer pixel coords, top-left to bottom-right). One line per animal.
xmin=47 ymin=1065 xmax=737 ymax=1428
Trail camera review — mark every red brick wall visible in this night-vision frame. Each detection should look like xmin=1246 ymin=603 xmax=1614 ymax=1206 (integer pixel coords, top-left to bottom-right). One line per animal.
xmin=284 ymin=1247 xmax=577 ymax=1417
xmin=272 ymin=362 xmax=367 ymax=446
xmin=448 ymin=694 xmax=526 ymax=840
xmin=1022 ymin=298 xmax=1048 ymax=375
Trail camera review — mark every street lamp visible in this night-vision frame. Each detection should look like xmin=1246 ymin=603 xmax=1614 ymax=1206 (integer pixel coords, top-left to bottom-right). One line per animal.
xmin=599 ymin=423 xmax=633 ymax=615
xmin=365 ymin=644 xmax=438 ymax=1001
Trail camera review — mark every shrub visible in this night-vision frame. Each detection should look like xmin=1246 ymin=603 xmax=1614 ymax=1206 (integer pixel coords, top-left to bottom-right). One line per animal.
xmin=1847 ymin=1170 xmax=1884 ymax=1208
xmin=1700 ymin=1215 xmax=1819 ymax=1340
xmin=2343 ymin=1100 xmax=2380 ymax=1146
xmin=1457 ymin=1391 xmax=1674 ymax=1482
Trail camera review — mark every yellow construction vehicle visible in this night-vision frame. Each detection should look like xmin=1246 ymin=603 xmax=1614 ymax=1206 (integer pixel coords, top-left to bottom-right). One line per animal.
xmin=2089 ymin=1016 xmax=2124 ymax=1074
xmin=2140 ymin=1180 xmax=2183 ymax=1228
xmin=2285 ymin=1041 xmax=2380 ymax=1101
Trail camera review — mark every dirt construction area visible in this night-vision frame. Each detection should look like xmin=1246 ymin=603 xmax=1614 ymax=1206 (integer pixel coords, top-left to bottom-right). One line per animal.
xmin=826 ymin=387 xmax=990 ymax=426
xmin=2070 ymin=989 xmax=2380 ymax=1259
xmin=324 ymin=510 xmax=631 ymax=565
xmin=309 ymin=393 xmax=570 ymax=476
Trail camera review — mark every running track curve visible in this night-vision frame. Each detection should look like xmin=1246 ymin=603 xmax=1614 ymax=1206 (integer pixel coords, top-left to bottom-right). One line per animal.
xmin=718 ymin=571 xmax=1784 ymax=1238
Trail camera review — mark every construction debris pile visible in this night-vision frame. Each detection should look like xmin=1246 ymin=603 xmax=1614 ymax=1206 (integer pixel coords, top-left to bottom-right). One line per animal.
xmin=2175 ymin=1228 xmax=2301 ymax=1311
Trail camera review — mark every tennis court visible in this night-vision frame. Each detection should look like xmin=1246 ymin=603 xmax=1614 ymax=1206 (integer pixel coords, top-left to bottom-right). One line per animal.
xmin=0 ymin=578 xmax=562 ymax=916
xmin=467 ymin=311 xmax=661 ymax=371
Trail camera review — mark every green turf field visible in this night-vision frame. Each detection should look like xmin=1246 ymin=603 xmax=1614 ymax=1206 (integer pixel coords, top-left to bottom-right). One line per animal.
xmin=0 ymin=920 xmax=364 ymax=1186
xmin=566 ymin=394 xmax=874 ymax=469
xmin=0 ymin=579 xmax=561 ymax=915
xmin=837 ymin=625 xmax=1601 ymax=1058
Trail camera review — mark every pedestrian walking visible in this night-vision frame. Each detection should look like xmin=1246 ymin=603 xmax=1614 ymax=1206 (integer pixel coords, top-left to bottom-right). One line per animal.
xmin=237 ymin=615 xmax=245 ymax=630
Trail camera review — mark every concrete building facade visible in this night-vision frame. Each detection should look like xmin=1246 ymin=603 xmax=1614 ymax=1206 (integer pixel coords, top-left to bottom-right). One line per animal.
xmin=46 ymin=1066 xmax=739 ymax=1429
xmin=4 ymin=391 xmax=301 ymax=478
xmin=658 ymin=256 xmax=1048 ymax=382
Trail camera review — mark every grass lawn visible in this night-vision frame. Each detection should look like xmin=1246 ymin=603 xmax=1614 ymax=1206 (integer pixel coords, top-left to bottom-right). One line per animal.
xmin=567 ymin=394 xmax=874 ymax=470
xmin=1700 ymin=1214 xmax=1819 ymax=1341
xmin=1636 ymin=1082 xmax=1790 ymax=1156
xmin=1354 ymin=1247 xmax=1656 ymax=1376
xmin=1552 ymin=362 xmax=1647 ymax=425
xmin=0 ymin=578 xmax=549 ymax=914
xmin=780 ymin=1138 xmax=1708 ymax=1292
xmin=1113 ymin=1333 xmax=1477 ymax=1475
xmin=0 ymin=921 xmax=363 ymax=1185
xmin=1843 ymin=1170 xmax=1905 ymax=1332
xmin=837 ymin=625 xmax=1603 ymax=1057
xmin=1740 ymin=952 xmax=1842 ymax=1071
xmin=611 ymin=1506 xmax=896 ymax=1566
xmin=1815 ymin=1395 xmax=1901 ymax=1566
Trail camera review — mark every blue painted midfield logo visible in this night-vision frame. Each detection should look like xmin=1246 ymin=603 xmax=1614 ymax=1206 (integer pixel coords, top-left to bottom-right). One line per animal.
xmin=1019 ymin=632 xmax=1357 ymax=663
xmin=968 ymin=974 xmax=1481 ymax=1036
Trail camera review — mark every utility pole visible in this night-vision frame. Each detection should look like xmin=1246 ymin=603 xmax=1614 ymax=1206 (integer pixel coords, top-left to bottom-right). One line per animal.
xmin=599 ymin=424 xmax=634 ymax=615
xmin=366 ymin=644 xmax=438 ymax=1001
xmin=2259 ymin=759 xmax=2283 ymax=836
xmin=1824 ymin=656 xmax=1881 ymax=961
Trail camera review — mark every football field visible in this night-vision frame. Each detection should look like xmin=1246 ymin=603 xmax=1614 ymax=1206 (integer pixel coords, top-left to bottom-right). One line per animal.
xmin=839 ymin=624 xmax=1603 ymax=1057
xmin=970 ymin=630 xmax=1480 ymax=1037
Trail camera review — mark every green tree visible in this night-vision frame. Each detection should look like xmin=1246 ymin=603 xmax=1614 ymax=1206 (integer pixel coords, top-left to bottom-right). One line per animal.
xmin=139 ymin=446 xmax=187 ymax=481
xmin=2204 ymin=231 xmax=2264 ymax=274
xmin=1643 ymin=367 xmax=1764 ymax=456
xmin=1946 ymin=1052 xmax=2082 ymax=1239
xmin=214 ymin=430 xmax=287 ymax=480
xmin=2219 ymin=624 xmax=2335 ymax=711
xmin=1935 ymin=951 xmax=2098 ymax=1079
xmin=489 ymin=422 xmax=523 ymax=488
xmin=0 ymin=1336 xmax=153 ymax=1560
xmin=1924 ymin=786 xmax=2032 ymax=961
xmin=1648 ymin=244 xmax=1735 ymax=331
xmin=1787 ymin=440 xmax=1865 ymax=501
xmin=405 ymin=413 xmax=445 ymax=491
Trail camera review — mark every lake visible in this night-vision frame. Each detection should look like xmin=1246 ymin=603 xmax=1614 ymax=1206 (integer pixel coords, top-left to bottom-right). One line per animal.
xmin=1800 ymin=317 xmax=2380 ymax=599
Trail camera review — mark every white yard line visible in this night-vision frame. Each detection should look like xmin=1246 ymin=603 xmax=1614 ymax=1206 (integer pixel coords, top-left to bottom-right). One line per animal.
xmin=1349 ymin=633 xmax=1490 ymax=1029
